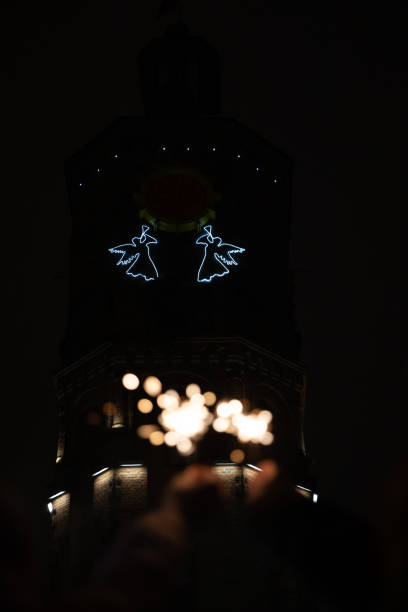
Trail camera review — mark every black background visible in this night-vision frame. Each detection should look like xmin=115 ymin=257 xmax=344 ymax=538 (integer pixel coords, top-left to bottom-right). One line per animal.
xmin=2 ymin=2 xmax=407 ymax=533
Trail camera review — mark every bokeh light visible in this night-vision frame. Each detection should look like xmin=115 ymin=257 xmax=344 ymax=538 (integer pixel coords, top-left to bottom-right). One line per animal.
xmin=143 ymin=376 xmax=162 ymax=397
xmin=259 ymin=410 xmax=273 ymax=423
xmin=158 ymin=391 xmax=211 ymax=456
xmin=137 ymin=424 xmax=158 ymax=439
xmin=216 ymin=402 xmax=230 ymax=418
xmin=137 ymin=398 xmax=153 ymax=414
xmin=149 ymin=430 xmax=164 ymax=446
xmin=102 ymin=402 xmax=116 ymax=416
xmin=261 ymin=431 xmax=274 ymax=445
xmin=203 ymin=391 xmax=217 ymax=406
xmin=157 ymin=392 xmax=179 ymax=410
xmin=230 ymin=449 xmax=245 ymax=463
xmin=177 ymin=438 xmax=194 ymax=455
xmin=186 ymin=383 xmax=201 ymax=398
xmin=229 ymin=399 xmax=243 ymax=415
xmin=164 ymin=431 xmax=179 ymax=446
xmin=122 ymin=373 xmax=139 ymax=390
xmin=165 ymin=389 xmax=180 ymax=400
xmin=233 ymin=413 xmax=268 ymax=443
xmin=213 ymin=417 xmax=229 ymax=432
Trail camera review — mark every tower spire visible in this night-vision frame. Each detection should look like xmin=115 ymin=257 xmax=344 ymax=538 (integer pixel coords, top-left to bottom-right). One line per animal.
xmin=138 ymin=12 xmax=220 ymax=118
xmin=156 ymin=0 xmax=184 ymax=22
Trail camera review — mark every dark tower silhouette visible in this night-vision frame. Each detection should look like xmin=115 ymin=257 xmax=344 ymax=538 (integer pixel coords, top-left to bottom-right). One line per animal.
xmin=49 ymin=18 xmax=311 ymax=588
xmin=139 ymin=22 xmax=220 ymax=117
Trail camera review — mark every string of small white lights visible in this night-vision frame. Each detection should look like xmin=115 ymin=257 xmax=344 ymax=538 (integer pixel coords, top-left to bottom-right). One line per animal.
xmin=74 ymin=145 xmax=280 ymax=189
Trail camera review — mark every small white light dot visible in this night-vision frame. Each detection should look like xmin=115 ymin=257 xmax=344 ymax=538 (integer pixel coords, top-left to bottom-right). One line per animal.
xmin=256 ymin=167 xmax=260 ymax=172
xmin=161 ymin=146 xmax=166 ymax=151
xmin=237 ymin=154 xmax=241 ymax=158
xmin=79 ymin=182 xmax=84 ymax=187
xmin=274 ymin=178 xmax=278 ymax=183
xmin=97 ymin=168 xmax=101 ymax=173
xmin=186 ymin=146 xmax=190 ymax=151
xmin=113 ymin=153 xmax=118 ymax=158
xmin=212 ymin=147 xmax=216 ymax=151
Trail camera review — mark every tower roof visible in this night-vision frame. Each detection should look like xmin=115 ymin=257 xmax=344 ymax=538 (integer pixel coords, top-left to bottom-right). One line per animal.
xmin=138 ymin=23 xmax=221 ymax=118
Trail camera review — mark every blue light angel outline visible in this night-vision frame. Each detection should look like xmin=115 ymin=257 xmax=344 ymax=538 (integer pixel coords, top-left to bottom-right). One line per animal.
xmin=196 ymin=225 xmax=245 ymax=283
xmin=108 ymin=225 xmax=159 ymax=281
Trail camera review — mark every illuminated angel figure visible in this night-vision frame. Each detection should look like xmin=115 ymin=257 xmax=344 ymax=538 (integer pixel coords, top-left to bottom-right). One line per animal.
xmin=196 ymin=225 xmax=245 ymax=283
xmin=108 ymin=225 xmax=159 ymax=281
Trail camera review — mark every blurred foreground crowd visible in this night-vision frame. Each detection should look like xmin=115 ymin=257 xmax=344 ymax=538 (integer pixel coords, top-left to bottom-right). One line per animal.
xmin=1 ymin=460 xmax=407 ymax=612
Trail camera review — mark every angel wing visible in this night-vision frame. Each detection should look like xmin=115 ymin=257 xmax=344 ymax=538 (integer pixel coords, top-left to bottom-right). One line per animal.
xmin=108 ymin=242 xmax=139 ymax=266
xmin=215 ymin=241 xmax=245 ymax=267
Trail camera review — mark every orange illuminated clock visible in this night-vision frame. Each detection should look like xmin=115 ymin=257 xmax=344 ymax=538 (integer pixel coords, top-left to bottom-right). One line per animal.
xmin=135 ymin=166 xmax=219 ymax=232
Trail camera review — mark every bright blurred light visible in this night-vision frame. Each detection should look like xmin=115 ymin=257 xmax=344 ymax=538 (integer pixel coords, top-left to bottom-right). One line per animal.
xmin=203 ymin=391 xmax=217 ymax=406
xmin=186 ymin=383 xmax=201 ymax=398
xmin=260 ymin=431 xmax=274 ymax=445
xmin=143 ymin=376 xmax=162 ymax=397
xmin=164 ymin=431 xmax=179 ymax=446
xmin=313 ymin=494 xmax=318 ymax=503
xmin=233 ymin=412 xmax=271 ymax=444
xmin=161 ymin=402 xmax=207 ymax=438
xmin=216 ymin=402 xmax=231 ymax=418
xmin=137 ymin=424 xmax=158 ymax=439
xmin=149 ymin=431 xmax=164 ymax=446
xmin=102 ymin=401 xmax=116 ymax=416
xmin=229 ymin=399 xmax=243 ymax=414
xmin=137 ymin=398 xmax=153 ymax=414
xmin=47 ymin=502 xmax=53 ymax=513
xmin=122 ymin=373 xmax=139 ymax=390
xmin=157 ymin=392 xmax=179 ymax=410
xmin=190 ymin=393 xmax=205 ymax=406
xmin=157 ymin=393 xmax=166 ymax=408
xmin=259 ymin=410 xmax=273 ymax=423
xmin=177 ymin=438 xmax=194 ymax=455
xmin=213 ymin=417 xmax=229 ymax=432
xmin=230 ymin=449 xmax=245 ymax=463
xmin=158 ymin=392 xmax=211 ymax=455
xmin=165 ymin=389 xmax=180 ymax=400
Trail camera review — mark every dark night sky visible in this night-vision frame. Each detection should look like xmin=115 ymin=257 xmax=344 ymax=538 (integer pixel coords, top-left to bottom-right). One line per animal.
xmin=3 ymin=2 xmax=407 ymax=529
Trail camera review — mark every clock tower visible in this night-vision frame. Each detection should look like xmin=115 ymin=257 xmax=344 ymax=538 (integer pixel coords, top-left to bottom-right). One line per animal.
xmin=50 ymin=21 xmax=310 ymax=587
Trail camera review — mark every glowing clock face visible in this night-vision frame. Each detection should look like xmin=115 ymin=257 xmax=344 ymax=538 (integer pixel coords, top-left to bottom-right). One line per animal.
xmin=136 ymin=166 xmax=219 ymax=231
xmin=145 ymin=173 xmax=208 ymax=223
